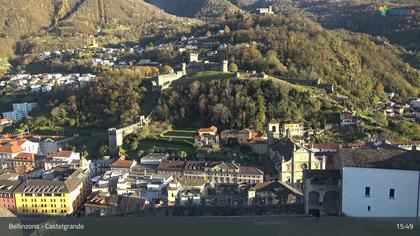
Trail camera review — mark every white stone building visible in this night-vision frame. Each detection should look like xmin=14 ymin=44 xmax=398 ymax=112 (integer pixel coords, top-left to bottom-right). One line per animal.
xmin=337 ymin=148 xmax=420 ymax=217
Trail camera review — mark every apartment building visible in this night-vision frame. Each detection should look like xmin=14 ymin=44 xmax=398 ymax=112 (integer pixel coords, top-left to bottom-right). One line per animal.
xmin=14 ymin=167 xmax=89 ymax=216
xmin=0 ymin=180 xmax=21 ymax=213
xmin=2 ymin=103 xmax=37 ymax=122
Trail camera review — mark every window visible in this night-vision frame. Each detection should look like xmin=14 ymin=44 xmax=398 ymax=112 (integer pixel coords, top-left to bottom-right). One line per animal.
xmin=365 ymin=187 xmax=371 ymax=196
xmin=368 ymin=206 xmax=371 ymax=211
xmin=389 ymin=188 xmax=395 ymax=199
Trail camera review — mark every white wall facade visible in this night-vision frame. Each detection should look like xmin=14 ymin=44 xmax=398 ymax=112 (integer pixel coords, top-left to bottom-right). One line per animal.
xmin=342 ymin=167 xmax=420 ymax=217
xmin=20 ymin=140 xmax=39 ymax=154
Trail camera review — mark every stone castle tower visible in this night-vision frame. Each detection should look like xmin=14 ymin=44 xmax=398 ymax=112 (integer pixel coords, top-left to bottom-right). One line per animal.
xmin=267 ymin=118 xmax=280 ymax=144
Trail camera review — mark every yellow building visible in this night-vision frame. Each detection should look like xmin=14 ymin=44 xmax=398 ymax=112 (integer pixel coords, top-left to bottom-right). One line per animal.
xmin=14 ymin=168 xmax=88 ymax=216
xmin=182 ymin=161 xmax=264 ymax=184
xmin=282 ymin=123 xmax=304 ymax=137
xmin=269 ymin=137 xmax=324 ymax=189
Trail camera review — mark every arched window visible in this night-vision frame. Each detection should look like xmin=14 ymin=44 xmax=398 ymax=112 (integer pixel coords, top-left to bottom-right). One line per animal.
xmin=271 ymin=125 xmax=277 ymax=133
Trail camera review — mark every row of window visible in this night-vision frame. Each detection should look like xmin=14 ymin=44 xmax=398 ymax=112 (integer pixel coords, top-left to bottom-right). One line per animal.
xmin=209 ymin=174 xmax=259 ymax=178
xmin=365 ymin=187 xmax=395 ymax=198
xmin=22 ymin=209 xmax=67 ymax=213
xmin=211 ymin=177 xmax=259 ymax=184
xmin=21 ymin=203 xmax=67 ymax=207
xmin=23 ymin=193 xmax=64 ymax=197
xmin=1 ymin=204 xmax=14 ymax=209
xmin=0 ymin=197 xmax=13 ymax=201
xmin=22 ymin=198 xmax=65 ymax=202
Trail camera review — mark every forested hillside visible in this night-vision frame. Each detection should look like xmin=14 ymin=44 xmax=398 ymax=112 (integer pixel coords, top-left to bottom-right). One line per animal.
xmin=0 ymin=0 xmax=197 ymax=58
xmin=146 ymin=0 xmax=242 ymax=19
xmin=233 ymin=0 xmax=420 ymax=50
xmin=154 ymin=79 xmax=328 ymax=130
xmin=193 ymin=14 xmax=419 ymax=101
xmin=0 ymin=0 xmax=79 ymax=57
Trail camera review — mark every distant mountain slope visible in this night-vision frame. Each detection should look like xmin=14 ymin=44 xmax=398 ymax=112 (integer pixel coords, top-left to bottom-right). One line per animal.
xmin=0 ymin=0 xmax=196 ymax=57
xmin=0 ymin=0 xmax=80 ymax=57
xmin=56 ymin=0 xmax=191 ymax=34
xmin=146 ymin=0 xmax=242 ymax=19
xmin=145 ymin=0 xmax=207 ymax=17
xmin=233 ymin=0 xmax=420 ymax=51
xmin=196 ymin=14 xmax=419 ymax=99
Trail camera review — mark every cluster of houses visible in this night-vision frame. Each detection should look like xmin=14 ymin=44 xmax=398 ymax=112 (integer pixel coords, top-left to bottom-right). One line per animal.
xmin=0 ymin=73 xmax=96 ymax=95
xmin=193 ymin=121 xmax=304 ymax=155
xmin=186 ymin=117 xmax=420 ymax=218
xmin=90 ymin=46 xmax=149 ymax=67
xmin=0 ymin=134 xmax=92 ymax=216
xmin=0 ymin=132 xmax=290 ymax=217
xmin=0 ymin=121 xmax=419 ymax=218
xmin=339 ymin=97 xmax=420 ymax=127
xmin=265 ymin=118 xmax=420 ymax=217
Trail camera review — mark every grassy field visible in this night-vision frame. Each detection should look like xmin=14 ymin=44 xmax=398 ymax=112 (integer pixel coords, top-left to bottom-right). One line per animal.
xmin=139 ymin=138 xmax=196 ymax=158
xmin=173 ymin=71 xmax=236 ymax=86
xmin=160 ymin=129 xmax=196 ymax=141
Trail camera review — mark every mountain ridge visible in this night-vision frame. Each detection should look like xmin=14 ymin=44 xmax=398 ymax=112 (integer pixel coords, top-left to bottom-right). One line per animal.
xmin=0 ymin=0 xmax=198 ymax=58
xmin=146 ymin=0 xmax=243 ymax=19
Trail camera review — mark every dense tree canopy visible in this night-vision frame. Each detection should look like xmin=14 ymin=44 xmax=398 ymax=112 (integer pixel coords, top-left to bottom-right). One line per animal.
xmin=50 ymin=69 xmax=150 ymax=128
xmin=154 ymin=79 xmax=333 ymax=130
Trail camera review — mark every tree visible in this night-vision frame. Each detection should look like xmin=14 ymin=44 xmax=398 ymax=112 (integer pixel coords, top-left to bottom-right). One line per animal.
xmin=373 ymin=112 xmax=388 ymax=127
xmin=82 ymin=150 xmax=90 ymax=159
xmin=255 ymin=94 xmax=266 ymax=130
xmin=163 ymin=65 xmax=174 ymax=74
xmin=51 ymin=105 xmax=69 ymax=125
xmin=395 ymin=121 xmax=420 ymax=139
xmin=229 ymin=62 xmax=239 ymax=72
xmin=130 ymin=140 xmax=139 ymax=150
xmin=98 ymin=144 xmax=109 ymax=157
xmin=211 ymin=103 xmax=231 ymax=125
xmin=178 ymin=151 xmax=187 ymax=159
xmin=375 ymin=83 xmax=385 ymax=95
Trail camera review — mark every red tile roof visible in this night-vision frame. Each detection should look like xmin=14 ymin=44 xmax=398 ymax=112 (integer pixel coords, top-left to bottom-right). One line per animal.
xmin=15 ymin=139 xmax=28 ymax=146
xmin=0 ymin=138 xmax=30 ymax=154
xmin=0 ymin=142 xmax=24 ymax=154
xmin=249 ymin=131 xmax=267 ymax=143
xmin=111 ymin=159 xmax=135 ymax=169
xmin=238 ymin=166 xmax=264 ymax=175
xmin=52 ymin=151 xmax=74 ymax=158
xmin=14 ymin=153 xmax=36 ymax=161
xmin=197 ymin=125 xmax=218 ymax=134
